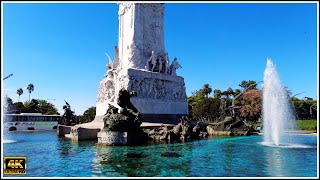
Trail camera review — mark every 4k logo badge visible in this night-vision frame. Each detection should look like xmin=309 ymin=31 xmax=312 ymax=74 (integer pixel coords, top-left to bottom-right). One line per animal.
xmin=4 ymin=156 xmax=26 ymax=174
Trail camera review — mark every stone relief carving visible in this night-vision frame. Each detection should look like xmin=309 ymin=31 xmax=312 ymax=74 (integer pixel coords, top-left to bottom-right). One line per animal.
xmin=126 ymin=77 xmax=186 ymax=101
xmin=98 ymin=80 xmax=115 ymax=103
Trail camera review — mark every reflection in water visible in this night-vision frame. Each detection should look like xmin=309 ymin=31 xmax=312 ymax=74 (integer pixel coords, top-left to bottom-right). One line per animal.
xmin=264 ymin=148 xmax=285 ymax=176
xmin=92 ymin=142 xmax=193 ymax=177
xmin=3 ymin=131 xmax=317 ymax=177
xmin=262 ymin=140 xmax=316 ymax=177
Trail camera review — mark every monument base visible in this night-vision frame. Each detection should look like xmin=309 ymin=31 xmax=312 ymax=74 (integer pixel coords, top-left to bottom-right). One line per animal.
xmin=97 ymin=131 xmax=127 ymax=145
xmin=96 ymin=68 xmax=188 ymax=124
xmin=64 ymin=123 xmax=103 ymax=141
xmin=140 ymin=114 xmax=186 ymax=124
xmin=97 ymin=128 xmax=149 ymax=145
xmin=57 ymin=125 xmax=71 ymax=137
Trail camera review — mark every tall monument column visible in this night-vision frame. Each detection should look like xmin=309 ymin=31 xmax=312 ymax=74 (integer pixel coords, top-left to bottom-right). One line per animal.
xmin=118 ymin=3 xmax=165 ymax=69
xmin=96 ymin=3 xmax=187 ymax=124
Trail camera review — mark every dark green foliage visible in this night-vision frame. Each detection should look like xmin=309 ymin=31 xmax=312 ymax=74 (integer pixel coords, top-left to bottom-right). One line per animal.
xmin=75 ymin=106 xmax=96 ymax=124
xmin=82 ymin=106 xmax=96 ymax=123
xmin=213 ymin=89 xmax=222 ymax=99
xmin=37 ymin=100 xmax=60 ymax=115
xmin=234 ymin=89 xmax=241 ymax=97
xmin=191 ymin=98 xmax=221 ymax=122
xmin=5 ymin=97 xmax=59 ymax=115
xmin=239 ymin=80 xmax=257 ymax=90
xmin=8 ymin=102 xmax=26 ymax=113
xmin=291 ymin=100 xmax=317 ymax=120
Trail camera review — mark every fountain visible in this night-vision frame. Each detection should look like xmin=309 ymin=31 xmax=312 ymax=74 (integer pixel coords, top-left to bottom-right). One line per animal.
xmin=262 ymin=58 xmax=295 ymax=147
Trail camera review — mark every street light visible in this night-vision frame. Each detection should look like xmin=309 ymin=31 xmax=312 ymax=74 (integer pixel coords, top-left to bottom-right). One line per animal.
xmin=310 ymin=103 xmax=316 ymax=119
xmin=292 ymin=92 xmax=306 ymax=98
xmin=290 ymin=92 xmax=306 ymax=110
xmin=3 ymin=74 xmax=13 ymax=80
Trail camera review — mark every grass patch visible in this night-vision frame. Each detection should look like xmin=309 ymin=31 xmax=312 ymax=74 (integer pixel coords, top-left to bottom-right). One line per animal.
xmin=295 ymin=119 xmax=317 ymax=131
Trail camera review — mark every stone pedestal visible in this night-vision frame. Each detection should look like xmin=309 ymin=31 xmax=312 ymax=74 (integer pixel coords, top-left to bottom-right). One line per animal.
xmin=57 ymin=125 xmax=71 ymax=137
xmin=96 ymin=68 xmax=188 ymax=124
xmin=64 ymin=124 xmax=102 ymax=141
xmin=97 ymin=131 xmax=128 ymax=145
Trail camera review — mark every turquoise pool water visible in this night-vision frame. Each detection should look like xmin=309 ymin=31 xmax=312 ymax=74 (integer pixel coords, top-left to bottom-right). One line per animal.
xmin=3 ymin=131 xmax=318 ymax=177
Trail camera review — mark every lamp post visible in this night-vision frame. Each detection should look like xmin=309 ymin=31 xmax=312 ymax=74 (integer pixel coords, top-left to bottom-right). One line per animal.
xmin=3 ymin=74 xmax=13 ymax=80
xmin=310 ymin=103 xmax=316 ymax=119
xmin=290 ymin=92 xmax=306 ymax=110
xmin=231 ymin=81 xmax=263 ymax=117
xmin=292 ymin=92 xmax=306 ymax=99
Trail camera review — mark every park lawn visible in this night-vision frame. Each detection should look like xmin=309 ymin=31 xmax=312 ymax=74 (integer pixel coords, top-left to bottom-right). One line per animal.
xmin=295 ymin=119 xmax=317 ymax=131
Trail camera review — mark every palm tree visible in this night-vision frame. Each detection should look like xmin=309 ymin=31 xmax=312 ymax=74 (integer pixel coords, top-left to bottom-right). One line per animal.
xmin=213 ymin=89 xmax=222 ymax=99
xmin=234 ymin=89 xmax=241 ymax=97
xmin=16 ymin=88 xmax=24 ymax=102
xmin=227 ymin=87 xmax=234 ymax=98
xmin=202 ymin=84 xmax=212 ymax=98
xmin=27 ymin=84 xmax=34 ymax=101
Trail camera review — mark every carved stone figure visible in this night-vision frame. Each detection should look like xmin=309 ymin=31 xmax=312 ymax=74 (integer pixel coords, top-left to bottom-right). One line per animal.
xmin=146 ymin=116 xmax=208 ymax=142
xmin=164 ymin=52 xmax=169 ymax=74
xmin=103 ymin=89 xmax=141 ymax=132
xmin=147 ymin=51 xmax=157 ymax=72
xmin=61 ymin=100 xmax=76 ymax=126
xmin=169 ymin=57 xmax=182 ymax=76
xmin=158 ymin=56 xmax=163 ymax=73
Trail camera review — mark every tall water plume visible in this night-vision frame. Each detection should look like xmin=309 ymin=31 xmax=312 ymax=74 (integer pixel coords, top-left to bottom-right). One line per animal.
xmin=262 ymin=58 xmax=295 ymax=146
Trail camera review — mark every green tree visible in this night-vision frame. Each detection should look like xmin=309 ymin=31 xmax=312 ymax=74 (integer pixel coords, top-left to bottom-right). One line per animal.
xmin=213 ymin=89 xmax=222 ymax=99
xmin=27 ymin=84 xmax=34 ymax=101
xmin=191 ymin=98 xmax=221 ymax=122
xmin=10 ymin=102 xmax=25 ymax=113
xmin=202 ymin=84 xmax=212 ymax=98
xmin=24 ymin=99 xmax=39 ymax=113
xmin=81 ymin=106 xmax=96 ymax=123
xmin=16 ymin=88 xmax=24 ymax=102
xmin=291 ymin=99 xmax=317 ymax=120
xmin=221 ymin=90 xmax=230 ymax=99
xmin=188 ymin=90 xmax=206 ymax=119
xmin=37 ymin=100 xmax=60 ymax=115
xmin=227 ymin=87 xmax=234 ymax=98
xmin=234 ymin=89 xmax=241 ymax=97
xmin=239 ymin=80 xmax=257 ymax=90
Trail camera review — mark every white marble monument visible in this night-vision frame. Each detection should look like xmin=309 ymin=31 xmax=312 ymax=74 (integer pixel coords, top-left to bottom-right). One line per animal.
xmin=95 ymin=3 xmax=188 ymax=124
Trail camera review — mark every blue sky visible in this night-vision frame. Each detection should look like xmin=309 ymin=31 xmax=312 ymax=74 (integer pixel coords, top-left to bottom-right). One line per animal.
xmin=2 ymin=2 xmax=318 ymax=115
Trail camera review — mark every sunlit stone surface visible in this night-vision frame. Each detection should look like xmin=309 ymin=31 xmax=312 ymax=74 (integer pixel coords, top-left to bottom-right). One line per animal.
xmin=96 ymin=3 xmax=188 ymax=124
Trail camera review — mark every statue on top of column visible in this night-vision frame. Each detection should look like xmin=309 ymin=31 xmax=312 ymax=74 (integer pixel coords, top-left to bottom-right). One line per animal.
xmin=169 ymin=57 xmax=182 ymax=76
